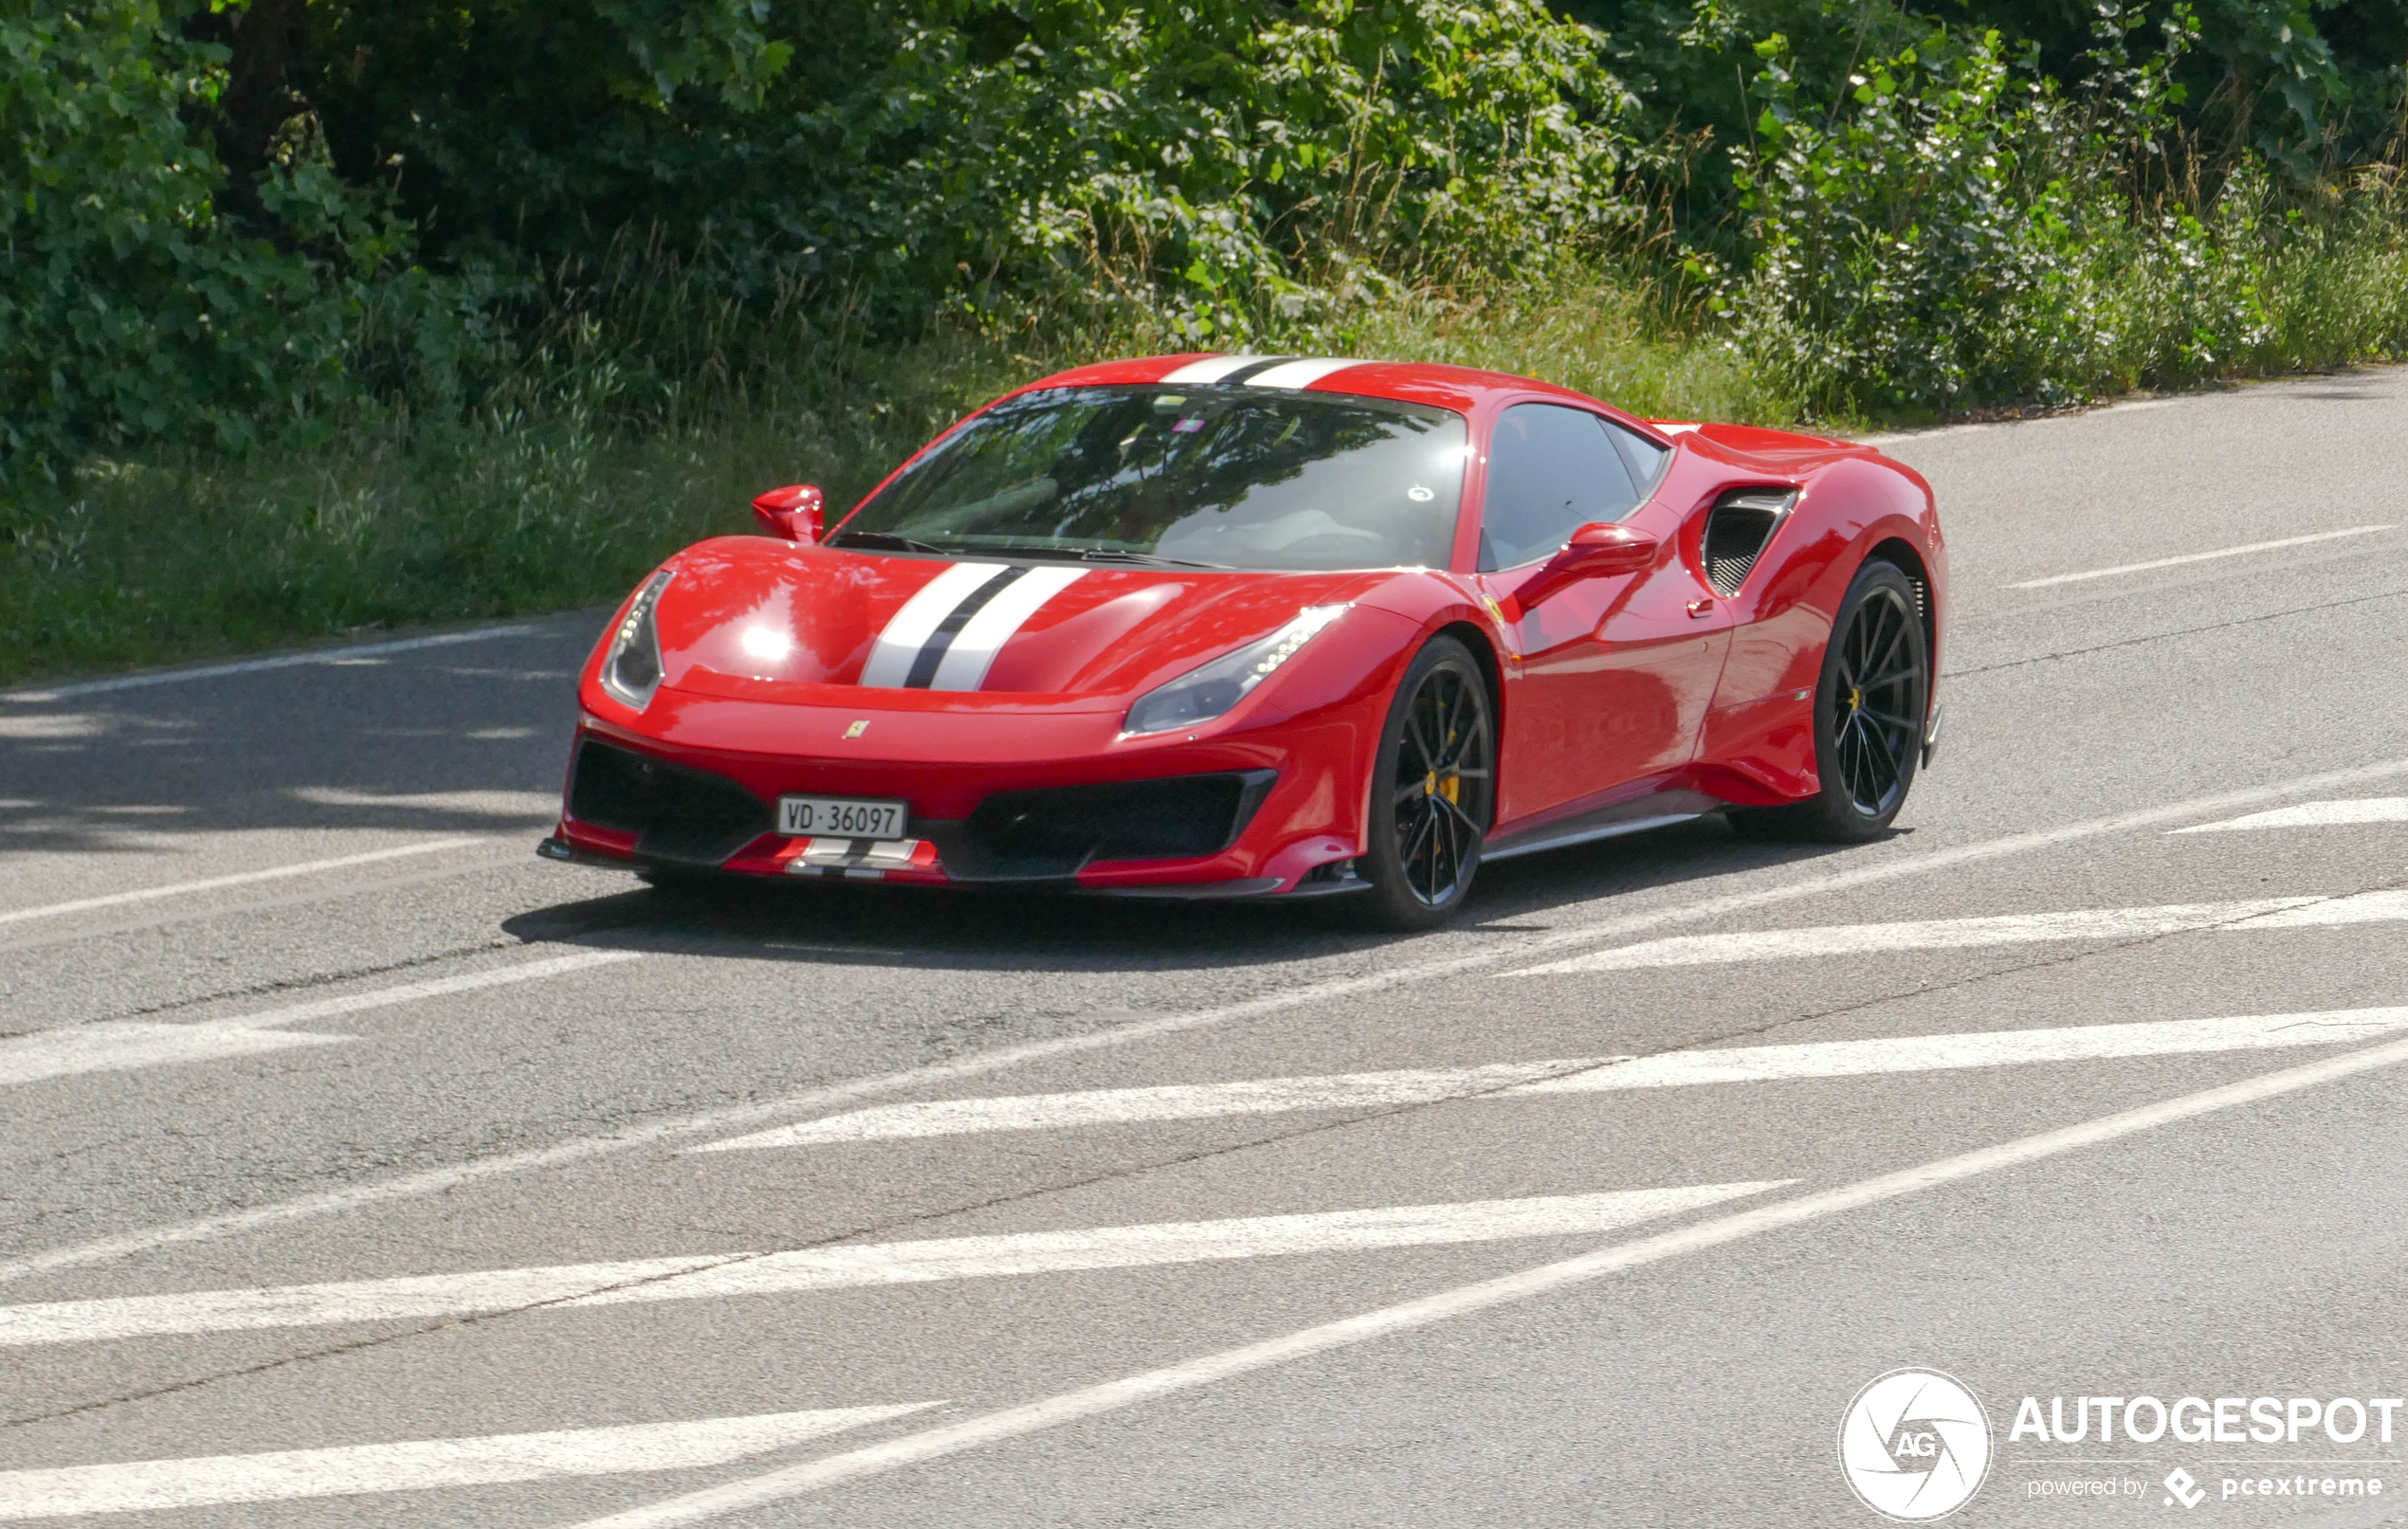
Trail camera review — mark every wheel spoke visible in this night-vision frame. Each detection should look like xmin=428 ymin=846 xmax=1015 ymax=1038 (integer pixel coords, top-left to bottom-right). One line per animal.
xmin=1405 ymin=708 xmax=1438 ymax=776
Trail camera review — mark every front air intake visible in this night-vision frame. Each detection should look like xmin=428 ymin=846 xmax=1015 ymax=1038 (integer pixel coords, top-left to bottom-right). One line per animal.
xmin=1703 ymin=490 xmax=1797 ymax=596
xmin=937 ymin=771 xmax=1279 ymax=882
xmin=567 ymin=738 xmax=774 ymax=866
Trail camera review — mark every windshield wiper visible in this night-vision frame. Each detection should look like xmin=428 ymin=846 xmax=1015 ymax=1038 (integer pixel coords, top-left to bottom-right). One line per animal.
xmin=830 ymin=530 xmax=948 ymax=555
xmin=950 ymin=542 xmax=1233 ymax=571
xmin=1073 ymin=547 xmax=1231 ymax=570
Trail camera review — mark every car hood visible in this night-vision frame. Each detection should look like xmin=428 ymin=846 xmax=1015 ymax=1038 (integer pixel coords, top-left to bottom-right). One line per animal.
xmin=645 ymin=537 xmax=1387 ymax=711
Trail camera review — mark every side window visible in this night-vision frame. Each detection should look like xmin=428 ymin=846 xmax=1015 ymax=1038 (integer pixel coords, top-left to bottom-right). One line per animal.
xmin=1479 ymin=403 xmax=1643 ymax=571
xmin=1605 ymin=420 xmax=1672 ymax=494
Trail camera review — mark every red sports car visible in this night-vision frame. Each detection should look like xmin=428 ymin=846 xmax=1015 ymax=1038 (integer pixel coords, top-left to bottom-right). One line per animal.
xmin=540 ymin=354 xmax=1945 ymax=929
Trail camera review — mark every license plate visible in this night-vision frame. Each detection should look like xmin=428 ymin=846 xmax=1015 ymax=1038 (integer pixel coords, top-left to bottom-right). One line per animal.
xmin=778 ymin=795 xmax=907 ymax=839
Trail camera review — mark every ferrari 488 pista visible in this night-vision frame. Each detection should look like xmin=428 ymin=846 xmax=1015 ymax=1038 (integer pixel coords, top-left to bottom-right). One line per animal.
xmin=541 ymin=354 xmax=1945 ymax=929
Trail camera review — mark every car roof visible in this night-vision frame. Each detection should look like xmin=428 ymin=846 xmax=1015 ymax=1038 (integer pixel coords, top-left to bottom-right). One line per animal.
xmin=1019 ymin=354 xmax=1669 ymax=441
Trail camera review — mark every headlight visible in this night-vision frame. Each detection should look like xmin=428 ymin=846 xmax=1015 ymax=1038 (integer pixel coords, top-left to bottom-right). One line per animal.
xmin=1123 ymin=605 xmax=1349 ymax=737
xmin=599 ymin=570 xmax=675 ymax=710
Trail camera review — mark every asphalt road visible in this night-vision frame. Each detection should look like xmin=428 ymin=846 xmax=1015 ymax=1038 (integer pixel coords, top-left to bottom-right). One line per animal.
xmin=4 ymin=367 xmax=2407 ymax=1528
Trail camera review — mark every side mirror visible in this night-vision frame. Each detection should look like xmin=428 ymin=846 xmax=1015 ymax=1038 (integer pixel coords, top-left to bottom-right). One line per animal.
xmin=752 ymin=484 xmax=825 ymax=544
xmin=1502 ymin=522 xmax=1660 ymax=619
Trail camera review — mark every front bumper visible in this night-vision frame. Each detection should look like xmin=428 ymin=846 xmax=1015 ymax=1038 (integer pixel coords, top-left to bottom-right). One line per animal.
xmin=546 ymin=693 xmax=1377 ymax=896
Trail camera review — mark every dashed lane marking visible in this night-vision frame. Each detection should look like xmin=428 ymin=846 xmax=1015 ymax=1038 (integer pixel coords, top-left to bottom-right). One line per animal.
xmin=561 ymin=1028 xmax=2408 ymax=1529
xmin=2173 ymin=798 xmax=2408 ymax=833
xmin=2007 ymin=525 xmax=2395 ymax=588
xmin=696 ymin=1007 xmax=2408 ymax=1150
xmin=0 ymin=950 xmax=639 ymax=1088
xmin=1507 ymin=893 xmax=2408 ymax=974
xmin=0 ymin=1405 xmax=936 ymax=1520
xmin=9 ymin=755 xmax=2407 ymax=1284
xmin=0 ymin=838 xmax=488 ymax=927
xmin=0 ymin=1185 xmax=1787 ymax=1347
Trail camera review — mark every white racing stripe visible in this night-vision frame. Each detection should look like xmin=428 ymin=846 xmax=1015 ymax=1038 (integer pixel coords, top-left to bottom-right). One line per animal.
xmin=697 ymin=1006 xmax=2408 ymax=1150
xmin=0 ymin=1185 xmax=1785 ymax=1347
xmin=927 ymin=566 xmax=1086 ymax=690
xmin=2007 ymin=525 xmax=2394 ymax=588
xmin=563 ymin=1031 xmax=2408 ymax=1529
xmin=1511 ymin=893 xmax=2408 ymax=974
xmin=0 ymin=949 xmax=639 ymax=1088
xmin=857 ymin=563 xmax=1009 ymax=687
xmin=1158 ymin=355 xmax=1267 ymax=383
xmin=14 ymin=757 xmax=2408 ymax=1286
xmin=2174 ymin=798 xmax=2408 ymax=833
xmin=0 ymin=838 xmax=486 ymax=927
xmin=0 ymin=1405 xmax=936 ymax=1520
xmin=0 ymin=625 xmax=538 ymax=702
xmin=1245 ymin=356 xmax=1361 ymax=390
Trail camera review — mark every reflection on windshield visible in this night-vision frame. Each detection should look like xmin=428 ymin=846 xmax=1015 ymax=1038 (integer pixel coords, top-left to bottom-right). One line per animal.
xmin=830 ymin=386 xmax=1468 ymax=573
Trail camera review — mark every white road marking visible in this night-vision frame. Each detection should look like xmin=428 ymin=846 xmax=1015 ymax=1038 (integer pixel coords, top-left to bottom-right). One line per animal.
xmin=2173 ymin=797 xmax=2408 ymax=833
xmin=0 ymin=839 xmax=486 ymax=927
xmin=0 ymin=625 xmax=538 ymax=702
xmin=0 ymin=1185 xmax=1786 ymax=1347
xmin=0 ymin=950 xmax=638 ymax=1088
xmin=2007 ymin=525 xmax=2393 ymax=588
xmin=1509 ymin=1009 xmax=2408 ymax=1093
xmin=12 ymin=755 xmax=2408 ymax=1285
xmin=698 ymin=1007 xmax=2408 ymax=1149
xmin=0 ymin=1406 xmax=936 ymax=1520
xmin=563 ymin=1030 xmax=2408 ymax=1529
xmin=289 ymin=788 xmax=560 ymax=818
xmin=696 ymin=1061 xmax=1604 ymax=1149
xmin=1511 ymin=893 xmax=2408 ymax=974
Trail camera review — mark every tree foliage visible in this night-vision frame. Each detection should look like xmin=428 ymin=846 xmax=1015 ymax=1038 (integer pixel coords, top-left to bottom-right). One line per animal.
xmin=7 ymin=0 xmax=2408 ymax=482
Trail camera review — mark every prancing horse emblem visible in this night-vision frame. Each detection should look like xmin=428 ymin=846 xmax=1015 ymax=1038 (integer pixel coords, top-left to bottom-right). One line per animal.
xmin=844 ymin=720 xmax=869 ymax=739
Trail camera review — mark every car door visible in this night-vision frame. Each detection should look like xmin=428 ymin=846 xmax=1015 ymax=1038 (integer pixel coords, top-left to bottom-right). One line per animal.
xmin=1476 ymin=401 xmax=1732 ymax=828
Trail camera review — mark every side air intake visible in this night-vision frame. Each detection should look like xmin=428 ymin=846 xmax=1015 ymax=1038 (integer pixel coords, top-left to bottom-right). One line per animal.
xmin=1703 ymin=490 xmax=1797 ymax=596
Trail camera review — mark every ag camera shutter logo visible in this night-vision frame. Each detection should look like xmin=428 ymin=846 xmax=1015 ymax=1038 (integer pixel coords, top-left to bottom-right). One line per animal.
xmin=1839 ymin=1369 xmax=1994 ymax=1521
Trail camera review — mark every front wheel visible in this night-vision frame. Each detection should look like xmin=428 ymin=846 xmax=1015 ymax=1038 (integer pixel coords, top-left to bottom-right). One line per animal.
xmin=1350 ymin=636 xmax=1495 ymax=931
xmin=1728 ymin=559 xmax=1929 ymax=843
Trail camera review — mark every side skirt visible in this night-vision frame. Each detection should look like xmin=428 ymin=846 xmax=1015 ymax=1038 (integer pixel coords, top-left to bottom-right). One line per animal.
xmin=1481 ymin=790 xmax=1724 ymax=864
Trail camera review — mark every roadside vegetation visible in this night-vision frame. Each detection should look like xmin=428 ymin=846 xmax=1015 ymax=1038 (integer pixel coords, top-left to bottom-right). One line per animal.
xmin=6 ymin=0 xmax=2407 ymax=684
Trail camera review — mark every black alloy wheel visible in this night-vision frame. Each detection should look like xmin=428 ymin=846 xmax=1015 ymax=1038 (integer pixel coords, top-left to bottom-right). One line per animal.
xmin=1354 ymin=636 xmax=1495 ymax=930
xmin=1729 ymin=559 xmax=1929 ymax=844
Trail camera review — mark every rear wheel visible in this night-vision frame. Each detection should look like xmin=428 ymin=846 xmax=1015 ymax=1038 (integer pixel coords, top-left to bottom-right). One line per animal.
xmin=1728 ymin=559 xmax=1928 ymax=843
xmin=1351 ymin=637 xmax=1495 ymax=931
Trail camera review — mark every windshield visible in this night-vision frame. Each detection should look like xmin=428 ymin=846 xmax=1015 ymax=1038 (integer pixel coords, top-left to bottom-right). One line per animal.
xmin=830 ymin=385 xmax=1468 ymax=572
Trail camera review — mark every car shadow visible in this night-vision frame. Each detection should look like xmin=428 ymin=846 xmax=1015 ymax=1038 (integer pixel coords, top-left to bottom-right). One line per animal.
xmin=495 ymin=815 xmax=1878 ymax=977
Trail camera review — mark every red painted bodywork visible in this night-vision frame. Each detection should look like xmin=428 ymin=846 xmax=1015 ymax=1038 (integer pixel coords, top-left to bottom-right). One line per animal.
xmin=554 ymin=355 xmax=1946 ymax=893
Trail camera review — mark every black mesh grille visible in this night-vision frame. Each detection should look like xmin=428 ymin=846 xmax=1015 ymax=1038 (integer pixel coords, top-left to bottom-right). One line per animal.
xmin=568 ymin=738 xmax=773 ymax=866
xmin=937 ymin=771 xmax=1278 ymax=882
xmin=1704 ymin=491 xmax=1795 ymax=596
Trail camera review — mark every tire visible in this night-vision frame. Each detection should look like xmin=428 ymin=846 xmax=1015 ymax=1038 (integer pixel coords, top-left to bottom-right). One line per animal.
xmin=1349 ymin=636 xmax=1496 ymax=931
xmin=1727 ymin=559 xmax=1928 ymax=844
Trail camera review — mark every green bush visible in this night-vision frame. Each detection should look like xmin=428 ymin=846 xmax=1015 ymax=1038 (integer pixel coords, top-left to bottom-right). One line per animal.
xmin=0 ymin=0 xmax=452 ymax=482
